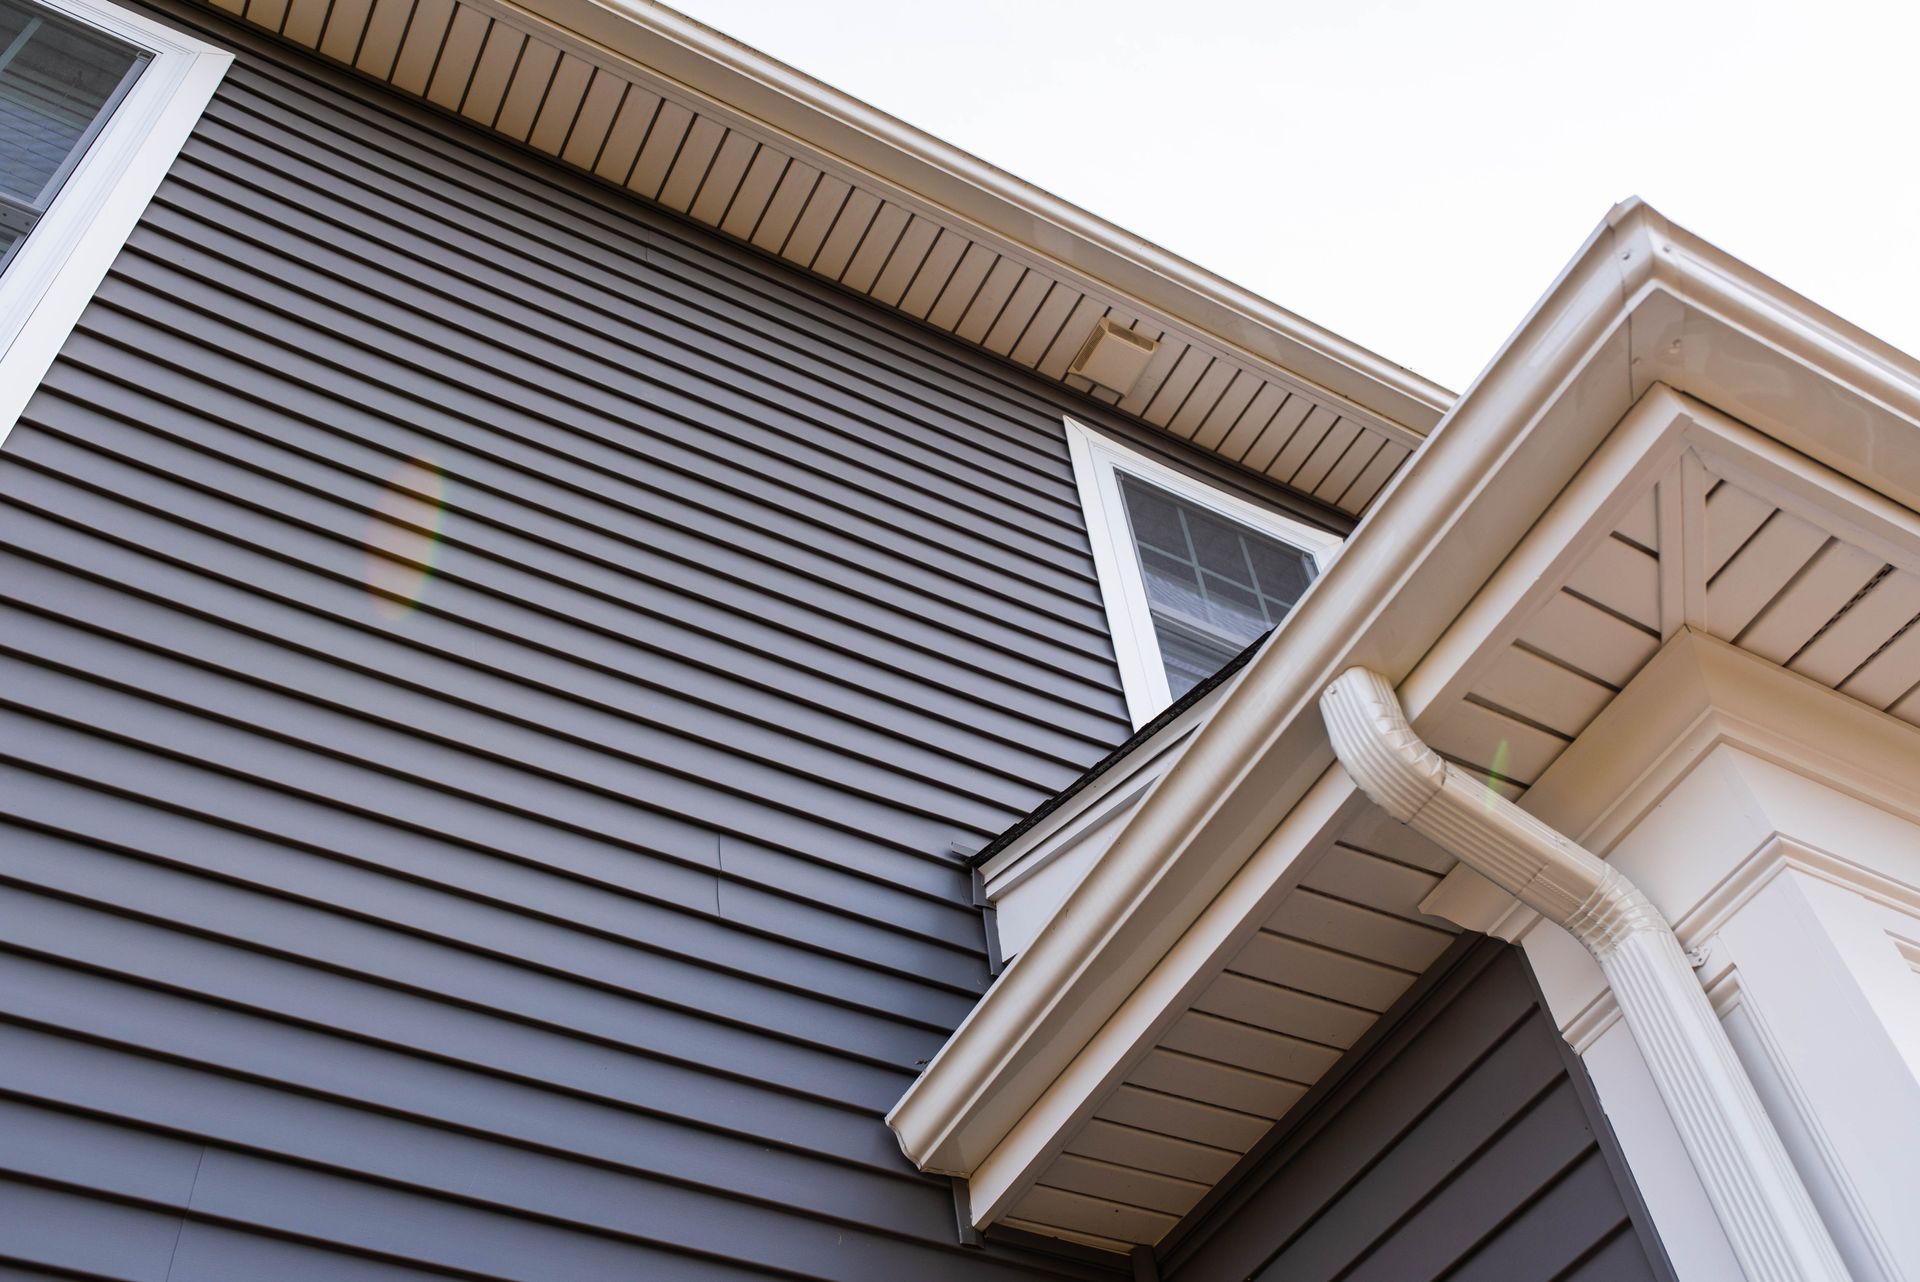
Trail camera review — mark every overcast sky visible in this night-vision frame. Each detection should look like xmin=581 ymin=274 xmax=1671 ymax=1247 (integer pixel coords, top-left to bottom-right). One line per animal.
xmin=668 ymin=0 xmax=1920 ymax=394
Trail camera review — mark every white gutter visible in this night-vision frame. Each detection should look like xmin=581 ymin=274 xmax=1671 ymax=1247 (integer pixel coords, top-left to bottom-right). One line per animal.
xmin=888 ymin=198 xmax=1920 ymax=1222
xmin=1320 ymin=667 xmax=1849 ymax=1282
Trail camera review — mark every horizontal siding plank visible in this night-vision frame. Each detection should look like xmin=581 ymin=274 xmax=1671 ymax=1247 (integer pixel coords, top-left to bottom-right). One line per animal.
xmin=1444 ymin=1151 xmax=1654 ymax=1282
xmin=165 ymin=106 xmax=1098 ymax=542
xmin=0 ymin=469 xmax=1102 ymax=829
xmin=25 ymin=353 xmax=1123 ymax=747
xmin=0 ymin=1178 xmax=189 ymax=1282
xmin=119 ymin=178 xmax=1102 ymax=597
xmin=0 ymin=1035 xmax=952 ymax=1251
xmin=1336 ymin=1083 xmax=1599 ymax=1282
xmin=1 ymin=888 xmax=915 ymax=1118
xmin=0 ymin=778 xmax=973 ymax=1029
xmin=0 ymin=2 xmax=1378 ymax=1274
xmin=0 ymin=951 xmax=907 ymax=1174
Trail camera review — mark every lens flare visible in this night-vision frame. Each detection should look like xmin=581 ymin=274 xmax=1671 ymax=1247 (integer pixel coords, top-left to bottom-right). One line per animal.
xmin=363 ymin=456 xmax=447 ymax=620
xmin=1484 ymin=738 xmax=1512 ymax=811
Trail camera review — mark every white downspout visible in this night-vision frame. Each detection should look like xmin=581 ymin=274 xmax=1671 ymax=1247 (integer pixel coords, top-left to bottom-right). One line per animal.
xmin=1319 ymin=667 xmax=1849 ymax=1282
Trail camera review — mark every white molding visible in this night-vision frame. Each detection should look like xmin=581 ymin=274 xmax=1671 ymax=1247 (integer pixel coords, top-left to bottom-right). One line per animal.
xmin=1321 ymin=666 xmax=1850 ymax=1282
xmin=1524 ymin=628 xmax=1920 ymax=857
xmin=1064 ymin=416 xmax=1341 ymax=727
xmin=888 ymin=202 xmax=1920 ymax=1251
xmin=0 ymin=0 xmax=229 ymax=447
xmin=965 ymin=766 xmax=1361 ymax=1225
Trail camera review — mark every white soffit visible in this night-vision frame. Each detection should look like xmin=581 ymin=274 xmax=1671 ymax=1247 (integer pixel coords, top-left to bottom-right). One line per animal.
xmin=887 ymin=201 xmax=1920 ymax=1253
xmin=1415 ymin=392 xmax=1920 ymax=810
xmin=197 ymin=0 xmax=1450 ymax=514
xmin=959 ymin=387 xmax=1920 ymax=1252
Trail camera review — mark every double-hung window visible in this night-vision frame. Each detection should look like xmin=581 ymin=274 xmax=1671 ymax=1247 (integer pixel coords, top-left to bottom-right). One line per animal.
xmin=0 ymin=0 xmax=226 ymax=442
xmin=1068 ymin=417 xmax=1340 ymax=726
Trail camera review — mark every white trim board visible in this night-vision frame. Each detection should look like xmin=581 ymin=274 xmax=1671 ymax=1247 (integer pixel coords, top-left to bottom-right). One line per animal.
xmin=0 ymin=0 xmax=230 ymax=448
xmin=1065 ymin=416 xmax=1341 ymax=726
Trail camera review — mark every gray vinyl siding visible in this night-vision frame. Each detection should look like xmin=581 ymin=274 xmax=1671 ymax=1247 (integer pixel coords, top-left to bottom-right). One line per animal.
xmin=1161 ymin=940 xmax=1672 ymax=1282
xmin=0 ymin=4 xmax=1352 ymax=1277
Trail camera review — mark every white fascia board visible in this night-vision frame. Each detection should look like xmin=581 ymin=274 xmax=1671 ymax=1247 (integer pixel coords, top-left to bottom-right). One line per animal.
xmin=886 ymin=198 xmax=1920 ymax=1190
xmin=471 ymin=0 xmax=1452 ymax=440
xmin=0 ymin=0 xmax=230 ymax=445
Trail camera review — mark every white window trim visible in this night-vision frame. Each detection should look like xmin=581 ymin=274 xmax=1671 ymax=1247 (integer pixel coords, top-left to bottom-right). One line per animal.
xmin=1065 ymin=415 xmax=1342 ymax=728
xmin=0 ymin=0 xmax=229 ymax=446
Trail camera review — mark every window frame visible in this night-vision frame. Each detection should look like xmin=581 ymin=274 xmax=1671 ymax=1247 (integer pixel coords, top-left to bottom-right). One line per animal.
xmin=1066 ymin=415 xmax=1341 ymax=727
xmin=0 ymin=0 xmax=228 ymax=446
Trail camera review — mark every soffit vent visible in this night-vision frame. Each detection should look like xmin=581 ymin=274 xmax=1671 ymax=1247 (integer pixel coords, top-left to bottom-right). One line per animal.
xmin=1068 ymin=317 xmax=1159 ymax=396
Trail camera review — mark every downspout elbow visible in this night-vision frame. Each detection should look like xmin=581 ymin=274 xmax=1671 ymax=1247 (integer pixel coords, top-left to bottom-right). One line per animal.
xmin=1320 ymin=667 xmax=1624 ymax=944
xmin=1319 ymin=666 xmax=1850 ymax=1282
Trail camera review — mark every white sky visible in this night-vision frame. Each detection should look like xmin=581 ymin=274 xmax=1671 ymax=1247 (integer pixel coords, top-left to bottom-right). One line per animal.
xmin=668 ymin=0 xmax=1920 ymax=394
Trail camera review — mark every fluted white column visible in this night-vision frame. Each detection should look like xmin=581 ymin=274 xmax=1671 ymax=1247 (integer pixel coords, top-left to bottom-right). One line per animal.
xmin=1320 ymin=667 xmax=1849 ymax=1282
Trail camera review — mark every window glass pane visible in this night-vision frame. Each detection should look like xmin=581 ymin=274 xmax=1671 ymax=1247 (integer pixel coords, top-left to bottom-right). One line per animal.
xmin=1154 ymin=619 xmax=1244 ymax=701
xmin=1118 ymin=472 xmax=1318 ymax=698
xmin=0 ymin=0 xmax=142 ymax=209
xmin=1122 ymin=480 xmax=1188 ymax=557
xmin=1247 ymin=538 xmax=1313 ymax=612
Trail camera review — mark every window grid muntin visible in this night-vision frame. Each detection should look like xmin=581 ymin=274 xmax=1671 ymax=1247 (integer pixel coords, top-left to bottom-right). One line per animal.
xmin=0 ymin=0 xmax=145 ymax=272
xmin=1118 ymin=472 xmax=1317 ymax=698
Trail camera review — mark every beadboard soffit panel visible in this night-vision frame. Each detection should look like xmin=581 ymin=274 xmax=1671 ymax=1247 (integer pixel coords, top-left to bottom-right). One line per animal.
xmin=196 ymin=0 xmax=1451 ymax=514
